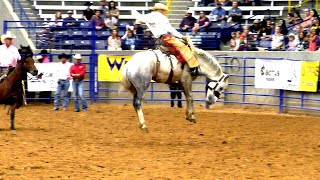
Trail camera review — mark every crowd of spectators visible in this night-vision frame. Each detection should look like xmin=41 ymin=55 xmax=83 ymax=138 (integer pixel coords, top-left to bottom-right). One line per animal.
xmin=39 ymin=0 xmax=155 ymax=50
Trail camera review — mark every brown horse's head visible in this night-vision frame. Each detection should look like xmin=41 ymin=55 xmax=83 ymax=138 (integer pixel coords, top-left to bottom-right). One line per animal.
xmin=19 ymin=45 xmax=38 ymax=76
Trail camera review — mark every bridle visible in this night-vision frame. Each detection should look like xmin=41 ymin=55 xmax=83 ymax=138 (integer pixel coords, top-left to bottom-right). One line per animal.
xmin=206 ymin=74 xmax=229 ymax=99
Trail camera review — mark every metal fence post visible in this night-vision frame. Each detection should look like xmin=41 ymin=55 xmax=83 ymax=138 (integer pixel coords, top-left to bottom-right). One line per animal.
xmin=3 ymin=20 xmax=8 ymax=34
xmin=242 ymin=58 xmax=247 ymax=103
xmin=279 ymin=89 xmax=284 ymax=113
xmin=89 ymin=22 xmax=96 ymax=103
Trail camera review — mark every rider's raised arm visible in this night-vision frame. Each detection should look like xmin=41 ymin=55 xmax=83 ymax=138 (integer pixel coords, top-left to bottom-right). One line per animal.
xmin=131 ymin=10 xmax=145 ymax=23
xmin=165 ymin=17 xmax=183 ymax=39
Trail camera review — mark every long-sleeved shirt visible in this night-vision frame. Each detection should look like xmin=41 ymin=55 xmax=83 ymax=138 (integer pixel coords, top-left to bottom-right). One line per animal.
xmin=133 ymin=11 xmax=183 ymax=39
xmin=0 ymin=45 xmax=21 ymax=67
xmin=91 ymin=15 xmax=105 ymax=27
xmin=56 ymin=62 xmax=72 ymax=80
xmin=70 ymin=63 xmax=86 ymax=81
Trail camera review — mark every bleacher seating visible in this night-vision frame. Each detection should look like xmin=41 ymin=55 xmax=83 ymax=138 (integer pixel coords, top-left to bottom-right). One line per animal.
xmin=31 ymin=0 xmax=154 ymax=21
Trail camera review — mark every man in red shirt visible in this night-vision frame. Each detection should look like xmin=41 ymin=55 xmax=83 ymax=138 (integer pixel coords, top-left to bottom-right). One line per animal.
xmin=70 ymin=54 xmax=87 ymax=112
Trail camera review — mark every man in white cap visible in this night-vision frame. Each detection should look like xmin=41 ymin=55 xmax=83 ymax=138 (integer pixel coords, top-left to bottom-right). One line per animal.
xmin=70 ymin=54 xmax=87 ymax=112
xmin=0 ymin=31 xmax=21 ymax=81
xmin=132 ymin=3 xmax=201 ymax=75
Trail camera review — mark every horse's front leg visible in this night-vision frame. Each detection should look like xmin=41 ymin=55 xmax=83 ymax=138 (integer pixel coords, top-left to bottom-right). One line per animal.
xmin=180 ymin=72 xmax=196 ymax=123
xmin=10 ymin=104 xmax=16 ymax=130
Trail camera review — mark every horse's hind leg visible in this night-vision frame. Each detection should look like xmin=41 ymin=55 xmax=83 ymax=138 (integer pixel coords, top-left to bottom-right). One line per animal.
xmin=10 ymin=105 xmax=16 ymax=130
xmin=180 ymin=72 xmax=196 ymax=123
xmin=133 ymin=93 xmax=148 ymax=133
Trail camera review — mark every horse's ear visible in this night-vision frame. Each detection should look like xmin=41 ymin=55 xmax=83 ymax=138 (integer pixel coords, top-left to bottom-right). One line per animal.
xmin=27 ymin=45 xmax=30 ymax=49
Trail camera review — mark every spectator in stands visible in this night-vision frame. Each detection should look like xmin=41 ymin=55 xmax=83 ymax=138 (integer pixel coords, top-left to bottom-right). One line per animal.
xmin=83 ymin=2 xmax=94 ymax=21
xmin=286 ymin=33 xmax=297 ymax=51
xmin=287 ymin=13 xmax=295 ymax=26
xmin=271 ymin=26 xmax=284 ymax=51
xmin=192 ymin=11 xmax=210 ymax=35
xmin=249 ymin=19 xmax=261 ymax=34
xmin=168 ymin=82 xmax=182 ymax=108
xmin=179 ymin=10 xmax=196 ymax=32
xmin=49 ymin=11 xmax=63 ymax=27
xmin=134 ymin=20 xmax=144 ymax=35
xmin=109 ymin=1 xmax=120 ymax=19
xmin=53 ymin=53 xmax=72 ymax=111
xmin=70 ymin=54 xmax=88 ymax=112
xmin=199 ymin=0 xmax=211 ymax=6
xmin=121 ymin=29 xmax=137 ymax=50
xmin=292 ymin=11 xmax=303 ymax=25
xmin=310 ymin=9 xmax=319 ymax=21
xmin=301 ymin=8 xmax=312 ymax=29
xmin=38 ymin=25 xmax=53 ymax=49
xmin=108 ymin=29 xmax=122 ymax=50
xmin=63 ymin=11 xmax=77 ymax=27
xmin=237 ymin=26 xmax=249 ymax=51
xmin=278 ymin=19 xmax=288 ymax=35
xmin=230 ymin=31 xmax=237 ymax=50
xmin=296 ymin=31 xmax=308 ymax=51
xmin=104 ymin=11 xmax=118 ymax=30
xmin=259 ymin=19 xmax=270 ymax=37
xmin=141 ymin=29 xmax=155 ymax=50
xmin=311 ymin=17 xmax=320 ymax=35
xmin=99 ymin=0 xmax=108 ymax=18
xmin=209 ymin=2 xmax=226 ymax=26
xmin=269 ymin=22 xmax=276 ymax=35
xmin=240 ymin=0 xmax=252 ymax=6
xmin=220 ymin=0 xmax=232 ymax=6
xmin=227 ymin=1 xmax=242 ymax=23
xmin=308 ymin=28 xmax=318 ymax=51
xmin=252 ymin=0 xmax=261 ymax=6
xmin=91 ymin=9 xmax=105 ymax=30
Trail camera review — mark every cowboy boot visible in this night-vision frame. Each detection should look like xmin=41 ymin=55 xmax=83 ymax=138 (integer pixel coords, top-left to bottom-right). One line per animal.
xmin=190 ymin=66 xmax=204 ymax=76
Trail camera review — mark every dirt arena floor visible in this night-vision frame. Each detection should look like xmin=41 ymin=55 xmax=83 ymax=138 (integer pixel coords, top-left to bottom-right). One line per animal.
xmin=0 ymin=102 xmax=319 ymax=179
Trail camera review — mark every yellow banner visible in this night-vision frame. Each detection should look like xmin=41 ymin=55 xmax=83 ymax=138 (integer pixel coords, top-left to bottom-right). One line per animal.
xmin=98 ymin=55 xmax=132 ymax=82
xmin=299 ymin=61 xmax=319 ymax=92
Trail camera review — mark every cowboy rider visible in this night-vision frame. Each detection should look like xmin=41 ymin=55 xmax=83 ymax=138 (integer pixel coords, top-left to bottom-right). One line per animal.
xmin=132 ymin=3 xmax=201 ymax=75
xmin=0 ymin=31 xmax=21 ymax=81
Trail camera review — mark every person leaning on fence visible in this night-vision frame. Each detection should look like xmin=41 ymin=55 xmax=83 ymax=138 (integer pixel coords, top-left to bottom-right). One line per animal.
xmin=70 ymin=54 xmax=88 ymax=112
xmin=53 ymin=53 xmax=72 ymax=111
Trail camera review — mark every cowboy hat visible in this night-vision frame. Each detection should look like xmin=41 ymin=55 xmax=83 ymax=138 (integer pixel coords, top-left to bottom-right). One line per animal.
xmin=73 ymin=54 xmax=82 ymax=59
xmin=84 ymin=1 xmax=93 ymax=6
xmin=151 ymin=3 xmax=169 ymax=12
xmin=58 ymin=53 xmax=70 ymax=59
xmin=134 ymin=20 xmax=142 ymax=25
xmin=186 ymin=9 xmax=193 ymax=14
xmin=39 ymin=49 xmax=49 ymax=54
xmin=1 ymin=31 xmax=16 ymax=43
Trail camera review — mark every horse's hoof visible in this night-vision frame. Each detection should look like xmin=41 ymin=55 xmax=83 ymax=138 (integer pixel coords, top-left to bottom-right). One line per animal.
xmin=186 ymin=116 xmax=196 ymax=123
xmin=10 ymin=127 xmax=16 ymax=131
xmin=141 ymin=127 xmax=149 ymax=133
xmin=188 ymin=119 xmax=197 ymax=123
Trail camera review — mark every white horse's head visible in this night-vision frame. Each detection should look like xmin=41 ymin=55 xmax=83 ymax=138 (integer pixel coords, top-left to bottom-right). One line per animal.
xmin=206 ymin=74 xmax=229 ymax=104
xmin=193 ymin=48 xmax=229 ymax=105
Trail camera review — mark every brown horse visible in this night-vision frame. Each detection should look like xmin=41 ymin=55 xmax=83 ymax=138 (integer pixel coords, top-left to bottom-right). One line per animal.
xmin=0 ymin=45 xmax=38 ymax=130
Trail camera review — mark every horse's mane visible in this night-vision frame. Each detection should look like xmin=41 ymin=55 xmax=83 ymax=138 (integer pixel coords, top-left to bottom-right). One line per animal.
xmin=194 ymin=48 xmax=223 ymax=78
xmin=194 ymin=48 xmax=220 ymax=67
